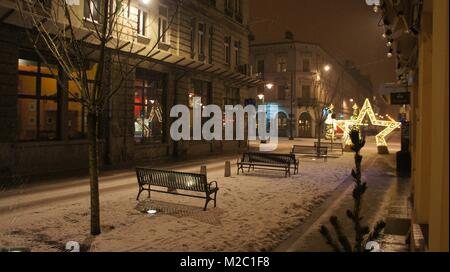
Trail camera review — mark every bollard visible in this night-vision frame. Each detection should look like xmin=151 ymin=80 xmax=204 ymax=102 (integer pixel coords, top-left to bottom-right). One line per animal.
xmin=224 ymin=161 xmax=231 ymax=177
xmin=200 ymin=165 xmax=207 ymax=176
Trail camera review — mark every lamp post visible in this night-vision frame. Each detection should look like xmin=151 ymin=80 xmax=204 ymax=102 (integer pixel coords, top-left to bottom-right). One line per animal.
xmin=289 ymin=70 xmax=295 ymax=140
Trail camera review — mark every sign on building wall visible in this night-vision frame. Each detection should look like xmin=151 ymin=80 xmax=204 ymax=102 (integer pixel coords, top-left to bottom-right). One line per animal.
xmin=391 ymin=92 xmax=410 ymax=105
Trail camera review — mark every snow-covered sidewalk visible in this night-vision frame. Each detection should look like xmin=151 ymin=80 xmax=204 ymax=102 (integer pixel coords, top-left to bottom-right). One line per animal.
xmin=0 ymin=152 xmax=355 ymax=252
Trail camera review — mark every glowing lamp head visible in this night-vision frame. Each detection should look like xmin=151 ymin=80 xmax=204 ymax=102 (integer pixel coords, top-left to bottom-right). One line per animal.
xmin=265 ymin=83 xmax=274 ymax=90
xmin=257 ymin=94 xmax=265 ymax=100
xmin=373 ymin=4 xmax=379 ymax=13
xmin=141 ymin=0 xmax=151 ymax=4
xmin=324 ymin=65 xmax=331 ymax=72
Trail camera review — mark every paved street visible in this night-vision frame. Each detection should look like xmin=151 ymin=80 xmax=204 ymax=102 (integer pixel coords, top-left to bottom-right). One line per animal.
xmin=0 ymin=134 xmax=409 ymax=252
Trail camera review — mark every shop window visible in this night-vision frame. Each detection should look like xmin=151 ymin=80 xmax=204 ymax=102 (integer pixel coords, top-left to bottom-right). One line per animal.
xmin=17 ymin=58 xmax=59 ymax=141
xmin=134 ymin=71 xmax=165 ymax=143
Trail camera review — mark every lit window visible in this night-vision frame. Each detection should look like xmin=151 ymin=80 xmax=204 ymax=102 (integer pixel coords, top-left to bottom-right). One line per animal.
xmin=277 ymin=56 xmax=287 ymax=72
xmin=134 ymin=70 xmax=165 ymax=143
xmin=17 ymin=59 xmax=59 ymax=141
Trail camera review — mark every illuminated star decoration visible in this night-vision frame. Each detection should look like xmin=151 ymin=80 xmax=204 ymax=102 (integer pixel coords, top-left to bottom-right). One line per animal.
xmin=348 ymin=98 xmax=401 ymax=147
xmin=336 ymin=103 xmax=359 ymax=146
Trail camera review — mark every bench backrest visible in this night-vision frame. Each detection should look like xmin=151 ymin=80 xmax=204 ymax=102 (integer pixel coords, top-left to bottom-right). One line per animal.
xmin=136 ymin=168 xmax=207 ymax=192
xmin=314 ymin=142 xmax=343 ymax=150
xmin=242 ymin=152 xmax=292 ymax=165
xmin=292 ymin=145 xmax=328 ymax=155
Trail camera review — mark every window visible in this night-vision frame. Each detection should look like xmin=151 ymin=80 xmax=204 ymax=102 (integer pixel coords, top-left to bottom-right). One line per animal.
xmin=17 ymin=59 xmax=59 ymax=141
xmin=224 ymin=36 xmax=231 ymax=65
xmin=223 ymin=86 xmax=240 ymax=137
xmin=208 ymin=26 xmax=214 ymax=64
xmin=209 ymin=0 xmax=217 ymax=8
xmin=137 ymin=9 xmax=147 ymax=36
xmin=224 ymin=87 xmax=240 ymax=106
xmin=67 ymin=66 xmax=95 ymax=140
xmin=235 ymin=0 xmax=242 ymax=15
xmin=158 ymin=5 xmax=169 ymax=44
xmin=277 ymin=56 xmax=287 ymax=72
xmin=225 ymin=0 xmax=233 ymax=12
xmin=234 ymin=40 xmax=241 ymax=67
xmin=277 ymin=85 xmax=286 ymax=100
xmin=257 ymin=60 xmax=265 ymax=74
xmin=190 ymin=18 xmax=196 ymax=58
xmin=189 ymin=79 xmax=212 ymax=131
xmin=198 ymin=22 xmax=206 ymax=59
xmin=134 ymin=70 xmax=165 ymax=143
xmin=302 ymin=59 xmax=311 ymax=72
xmin=190 ymin=79 xmax=212 ymax=106
xmin=83 ymin=0 xmax=100 ymax=22
xmin=302 ymin=85 xmax=311 ymax=99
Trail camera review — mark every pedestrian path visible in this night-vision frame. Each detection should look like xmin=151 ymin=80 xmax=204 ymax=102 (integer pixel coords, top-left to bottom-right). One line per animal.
xmin=274 ymin=147 xmax=406 ymax=252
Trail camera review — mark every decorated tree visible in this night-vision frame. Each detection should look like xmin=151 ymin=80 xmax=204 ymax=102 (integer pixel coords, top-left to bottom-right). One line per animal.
xmin=319 ymin=129 xmax=386 ymax=252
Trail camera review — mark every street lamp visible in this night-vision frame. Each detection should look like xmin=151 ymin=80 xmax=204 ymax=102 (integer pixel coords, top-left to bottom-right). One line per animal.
xmin=350 ymin=98 xmax=354 ymax=103
xmin=265 ymin=83 xmax=274 ymax=90
xmin=324 ymin=65 xmax=331 ymax=72
xmin=257 ymin=94 xmax=265 ymax=103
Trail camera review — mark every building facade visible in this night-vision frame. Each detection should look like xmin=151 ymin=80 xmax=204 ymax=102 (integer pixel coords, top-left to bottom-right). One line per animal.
xmin=249 ymin=41 xmax=374 ymax=138
xmin=0 ymin=0 xmax=262 ymax=177
xmin=369 ymin=0 xmax=448 ymax=252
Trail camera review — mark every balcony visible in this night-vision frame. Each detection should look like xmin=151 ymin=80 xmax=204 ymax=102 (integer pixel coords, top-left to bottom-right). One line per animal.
xmin=297 ymin=98 xmax=318 ymax=107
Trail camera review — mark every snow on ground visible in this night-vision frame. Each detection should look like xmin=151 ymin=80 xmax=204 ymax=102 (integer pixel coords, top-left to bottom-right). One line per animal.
xmin=0 ymin=151 xmax=355 ymax=252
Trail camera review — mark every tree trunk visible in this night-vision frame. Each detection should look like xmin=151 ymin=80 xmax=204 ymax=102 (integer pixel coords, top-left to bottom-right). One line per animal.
xmin=87 ymin=112 xmax=101 ymax=235
xmin=317 ymin=121 xmax=322 ymax=158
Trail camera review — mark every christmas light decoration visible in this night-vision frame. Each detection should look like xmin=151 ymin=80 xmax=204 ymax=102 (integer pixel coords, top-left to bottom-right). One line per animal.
xmin=337 ymin=99 xmax=401 ymax=153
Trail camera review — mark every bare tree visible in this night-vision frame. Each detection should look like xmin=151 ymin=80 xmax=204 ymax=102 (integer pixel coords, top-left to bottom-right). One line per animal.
xmin=312 ymin=70 xmax=343 ymax=156
xmin=17 ymin=0 xmax=181 ymax=235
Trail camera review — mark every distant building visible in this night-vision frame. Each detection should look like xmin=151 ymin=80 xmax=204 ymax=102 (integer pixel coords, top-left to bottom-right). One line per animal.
xmin=249 ymin=40 xmax=374 ymax=138
xmin=0 ymin=0 xmax=262 ymax=177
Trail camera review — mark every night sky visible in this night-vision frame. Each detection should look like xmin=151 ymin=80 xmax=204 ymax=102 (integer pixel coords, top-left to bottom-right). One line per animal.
xmin=249 ymin=0 xmax=396 ymax=102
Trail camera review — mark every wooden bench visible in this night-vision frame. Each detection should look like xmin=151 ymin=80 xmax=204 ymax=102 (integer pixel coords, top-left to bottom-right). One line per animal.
xmin=237 ymin=152 xmax=297 ymax=177
xmin=314 ymin=141 xmax=344 ymax=156
xmin=135 ymin=168 xmax=219 ymax=211
xmin=291 ymin=145 xmax=328 ymax=161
